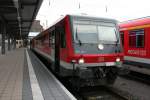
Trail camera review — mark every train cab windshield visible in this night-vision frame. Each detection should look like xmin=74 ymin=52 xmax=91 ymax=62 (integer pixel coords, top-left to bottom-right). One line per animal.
xmin=73 ymin=19 xmax=118 ymax=44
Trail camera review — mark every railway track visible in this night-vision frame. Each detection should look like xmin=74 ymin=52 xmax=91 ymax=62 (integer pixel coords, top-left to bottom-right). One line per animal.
xmin=74 ymin=86 xmax=127 ymax=100
xmin=121 ymin=71 xmax=150 ymax=85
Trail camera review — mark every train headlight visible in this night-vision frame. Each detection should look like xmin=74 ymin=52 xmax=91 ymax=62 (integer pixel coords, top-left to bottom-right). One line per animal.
xmin=78 ymin=58 xmax=84 ymax=64
xmin=116 ymin=58 xmax=120 ymax=62
xmin=98 ymin=44 xmax=104 ymax=50
xmin=71 ymin=60 xmax=76 ymax=63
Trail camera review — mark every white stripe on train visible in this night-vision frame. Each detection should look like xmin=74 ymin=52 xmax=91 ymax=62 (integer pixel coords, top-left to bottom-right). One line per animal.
xmin=124 ymin=56 xmax=150 ymax=64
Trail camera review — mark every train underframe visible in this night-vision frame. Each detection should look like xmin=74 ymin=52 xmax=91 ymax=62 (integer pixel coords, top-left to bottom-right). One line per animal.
xmin=55 ymin=63 xmax=119 ymax=88
xmin=70 ymin=66 xmax=118 ymax=88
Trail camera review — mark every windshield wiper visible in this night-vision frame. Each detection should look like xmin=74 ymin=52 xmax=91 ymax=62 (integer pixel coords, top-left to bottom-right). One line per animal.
xmin=75 ymin=27 xmax=82 ymax=46
xmin=114 ymin=29 xmax=120 ymax=53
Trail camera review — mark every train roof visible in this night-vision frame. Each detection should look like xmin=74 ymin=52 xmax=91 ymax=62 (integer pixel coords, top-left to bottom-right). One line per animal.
xmin=70 ymin=14 xmax=118 ymax=23
xmin=119 ymin=17 xmax=150 ymax=31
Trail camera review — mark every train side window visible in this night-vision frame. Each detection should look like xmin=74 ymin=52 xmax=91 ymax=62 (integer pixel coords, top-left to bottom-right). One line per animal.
xmin=49 ymin=31 xmax=55 ymax=48
xmin=129 ymin=29 xmax=144 ymax=48
xmin=120 ymin=32 xmax=124 ymax=46
xmin=49 ymin=33 xmax=51 ymax=47
xmin=41 ymin=36 xmax=43 ymax=43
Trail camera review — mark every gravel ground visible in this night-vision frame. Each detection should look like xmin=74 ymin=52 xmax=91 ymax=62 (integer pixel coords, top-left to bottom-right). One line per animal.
xmin=111 ymin=76 xmax=150 ymax=100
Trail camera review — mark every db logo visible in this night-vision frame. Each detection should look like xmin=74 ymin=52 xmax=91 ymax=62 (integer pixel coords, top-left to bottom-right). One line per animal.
xmin=98 ymin=57 xmax=104 ymax=62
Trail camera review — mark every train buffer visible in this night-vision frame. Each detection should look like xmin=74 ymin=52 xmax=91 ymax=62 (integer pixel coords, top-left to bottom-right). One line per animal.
xmin=0 ymin=48 xmax=76 ymax=100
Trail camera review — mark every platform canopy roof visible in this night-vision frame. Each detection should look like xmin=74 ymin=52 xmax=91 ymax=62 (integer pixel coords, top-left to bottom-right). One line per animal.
xmin=0 ymin=0 xmax=43 ymax=39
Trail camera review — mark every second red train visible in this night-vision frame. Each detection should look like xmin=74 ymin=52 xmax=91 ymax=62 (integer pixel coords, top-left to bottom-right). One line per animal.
xmin=119 ymin=17 xmax=150 ymax=75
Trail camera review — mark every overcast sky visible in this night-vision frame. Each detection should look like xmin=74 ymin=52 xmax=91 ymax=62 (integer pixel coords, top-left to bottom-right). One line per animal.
xmin=36 ymin=0 xmax=150 ymax=29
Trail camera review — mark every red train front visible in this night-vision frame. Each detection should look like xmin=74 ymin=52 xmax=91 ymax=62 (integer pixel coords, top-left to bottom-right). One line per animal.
xmin=31 ymin=15 xmax=123 ymax=87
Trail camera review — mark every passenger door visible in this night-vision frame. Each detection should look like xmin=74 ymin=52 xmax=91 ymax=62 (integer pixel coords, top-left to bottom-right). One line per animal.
xmin=55 ymin=27 xmax=60 ymax=73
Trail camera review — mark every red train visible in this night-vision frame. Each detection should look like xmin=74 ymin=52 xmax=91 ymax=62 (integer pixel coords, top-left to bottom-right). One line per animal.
xmin=31 ymin=15 xmax=123 ymax=87
xmin=119 ymin=17 xmax=150 ymax=75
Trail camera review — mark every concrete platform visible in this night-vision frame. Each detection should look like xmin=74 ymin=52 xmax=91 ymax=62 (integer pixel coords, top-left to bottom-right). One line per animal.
xmin=0 ymin=49 xmax=24 ymax=100
xmin=0 ymin=48 xmax=76 ymax=100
